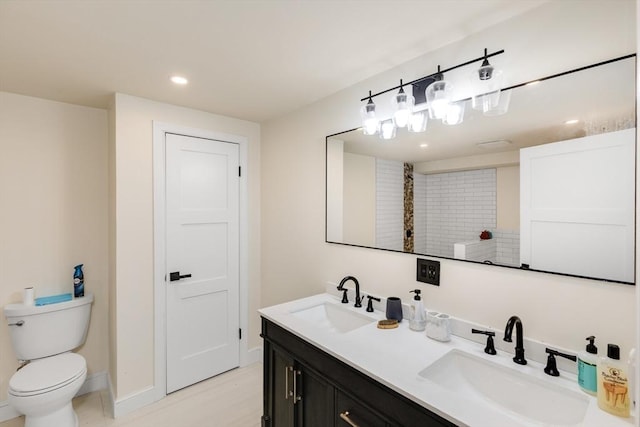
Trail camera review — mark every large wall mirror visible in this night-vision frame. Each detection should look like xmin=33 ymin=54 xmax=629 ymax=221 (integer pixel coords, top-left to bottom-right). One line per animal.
xmin=326 ymin=54 xmax=636 ymax=284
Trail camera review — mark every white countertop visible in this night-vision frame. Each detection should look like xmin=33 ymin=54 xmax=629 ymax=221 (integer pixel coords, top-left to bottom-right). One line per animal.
xmin=259 ymin=292 xmax=634 ymax=427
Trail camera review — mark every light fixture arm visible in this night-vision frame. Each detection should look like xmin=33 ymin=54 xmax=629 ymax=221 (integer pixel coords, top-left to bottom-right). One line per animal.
xmin=359 ymin=48 xmax=504 ymax=102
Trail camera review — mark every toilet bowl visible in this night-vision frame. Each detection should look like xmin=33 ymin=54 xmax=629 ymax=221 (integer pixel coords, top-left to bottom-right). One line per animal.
xmin=4 ymin=293 xmax=93 ymax=427
xmin=8 ymin=353 xmax=87 ymax=427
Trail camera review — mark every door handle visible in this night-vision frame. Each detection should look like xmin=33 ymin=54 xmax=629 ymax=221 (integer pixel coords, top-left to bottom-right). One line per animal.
xmin=169 ymin=271 xmax=192 ymax=282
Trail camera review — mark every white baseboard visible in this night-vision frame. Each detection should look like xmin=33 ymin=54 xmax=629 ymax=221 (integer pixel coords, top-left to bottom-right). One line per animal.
xmin=112 ymin=385 xmax=158 ymax=419
xmin=0 ymin=370 xmax=109 ymax=423
xmin=77 ymin=371 xmax=109 ymax=396
xmin=241 ymin=346 xmax=263 ymax=366
xmin=0 ymin=400 xmax=20 ymax=423
xmin=112 ymin=346 xmax=263 ymax=418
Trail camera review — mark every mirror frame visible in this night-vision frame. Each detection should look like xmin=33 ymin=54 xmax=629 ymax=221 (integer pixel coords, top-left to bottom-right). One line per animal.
xmin=325 ymin=54 xmax=636 ymax=285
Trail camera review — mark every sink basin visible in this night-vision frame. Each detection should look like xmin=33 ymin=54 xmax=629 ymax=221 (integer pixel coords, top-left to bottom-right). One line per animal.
xmin=290 ymin=302 xmax=375 ymax=333
xmin=419 ymin=350 xmax=589 ymax=425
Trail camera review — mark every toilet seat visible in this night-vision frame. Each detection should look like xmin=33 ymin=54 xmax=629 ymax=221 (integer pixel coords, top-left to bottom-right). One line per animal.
xmin=9 ymin=353 xmax=86 ymax=397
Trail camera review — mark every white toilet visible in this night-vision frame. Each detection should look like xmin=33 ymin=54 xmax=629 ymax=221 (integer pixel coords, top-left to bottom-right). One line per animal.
xmin=4 ymin=293 xmax=93 ymax=427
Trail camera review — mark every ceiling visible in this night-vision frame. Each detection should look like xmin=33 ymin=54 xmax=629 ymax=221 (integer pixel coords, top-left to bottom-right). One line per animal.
xmin=0 ymin=0 xmax=547 ymax=123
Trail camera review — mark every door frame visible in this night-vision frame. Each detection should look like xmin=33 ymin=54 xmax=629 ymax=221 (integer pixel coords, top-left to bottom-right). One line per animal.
xmin=152 ymin=121 xmax=249 ymax=400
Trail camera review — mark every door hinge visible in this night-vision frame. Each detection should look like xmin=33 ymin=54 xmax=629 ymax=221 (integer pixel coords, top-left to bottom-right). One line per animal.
xmin=238 ymin=166 xmax=242 ymax=177
xmin=239 ymin=328 xmax=242 ymax=340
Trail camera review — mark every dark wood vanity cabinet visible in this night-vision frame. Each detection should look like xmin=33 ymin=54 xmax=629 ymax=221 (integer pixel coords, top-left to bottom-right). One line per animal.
xmin=261 ymin=318 xmax=458 ymax=427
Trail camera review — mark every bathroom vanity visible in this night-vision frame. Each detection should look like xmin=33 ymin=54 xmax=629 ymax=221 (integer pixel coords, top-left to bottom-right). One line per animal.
xmin=260 ymin=293 xmax=632 ymax=427
xmin=261 ymin=318 xmax=455 ymax=427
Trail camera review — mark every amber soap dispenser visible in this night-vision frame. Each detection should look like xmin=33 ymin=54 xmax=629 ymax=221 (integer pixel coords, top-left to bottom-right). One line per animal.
xmin=597 ymin=344 xmax=630 ymax=417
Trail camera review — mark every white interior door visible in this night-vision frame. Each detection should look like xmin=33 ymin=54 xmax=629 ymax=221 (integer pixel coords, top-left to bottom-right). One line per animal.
xmin=520 ymin=128 xmax=635 ymax=282
xmin=165 ymin=132 xmax=240 ymax=393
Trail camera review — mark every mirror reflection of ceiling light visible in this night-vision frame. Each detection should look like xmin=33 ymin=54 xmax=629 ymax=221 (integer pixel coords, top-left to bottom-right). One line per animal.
xmin=565 ymin=119 xmax=580 ymax=125
xmin=476 ymin=139 xmax=512 ymax=149
xmin=170 ymin=75 xmax=188 ymax=85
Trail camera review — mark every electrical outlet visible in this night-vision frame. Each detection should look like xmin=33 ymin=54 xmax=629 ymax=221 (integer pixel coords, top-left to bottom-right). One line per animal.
xmin=417 ymin=258 xmax=440 ymax=286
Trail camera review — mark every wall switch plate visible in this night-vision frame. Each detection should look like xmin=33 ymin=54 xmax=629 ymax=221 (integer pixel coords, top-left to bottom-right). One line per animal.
xmin=417 ymin=258 xmax=440 ymax=286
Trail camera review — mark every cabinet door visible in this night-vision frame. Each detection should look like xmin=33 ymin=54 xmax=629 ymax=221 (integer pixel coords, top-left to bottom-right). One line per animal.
xmin=271 ymin=346 xmax=296 ymax=427
xmin=335 ymin=390 xmax=388 ymax=427
xmin=297 ymin=364 xmax=334 ymax=427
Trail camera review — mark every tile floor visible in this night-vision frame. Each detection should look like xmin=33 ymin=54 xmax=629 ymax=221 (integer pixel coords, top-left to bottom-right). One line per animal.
xmin=0 ymin=362 xmax=262 ymax=427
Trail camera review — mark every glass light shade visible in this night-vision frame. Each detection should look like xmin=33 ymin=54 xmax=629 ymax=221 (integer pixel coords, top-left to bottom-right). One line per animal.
xmin=426 ymin=80 xmax=453 ymax=120
xmin=360 ymin=101 xmax=379 ymax=135
xmin=408 ymin=111 xmax=428 ymax=133
xmin=442 ymin=101 xmax=466 ymax=125
xmin=483 ymin=88 xmax=511 ymax=116
xmin=391 ymin=88 xmax=415 ymax=128
xmin=379 ymin=120 xmax=396 ymax=140
xmin=471 ymin=69 xmax=504 ymax=113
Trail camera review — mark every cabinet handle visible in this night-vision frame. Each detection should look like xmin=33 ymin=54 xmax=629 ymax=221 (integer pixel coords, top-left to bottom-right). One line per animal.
xmin=293 ymin=369 xmax=302 ymax=404
xmin=339 ymin=411 xmax=361 ymax=427
xmin=284 ymin=366 xmax=291 ymax=400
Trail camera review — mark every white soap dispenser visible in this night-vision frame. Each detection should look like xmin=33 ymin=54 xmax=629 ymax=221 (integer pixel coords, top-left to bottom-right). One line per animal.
xmin=409 ymin=289 xmax=426 ymax=331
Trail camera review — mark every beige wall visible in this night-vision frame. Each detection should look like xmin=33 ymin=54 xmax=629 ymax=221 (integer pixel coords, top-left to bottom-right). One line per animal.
xmin=111 ymin=93 xmax=261 ymax=400
xmin=496 ymin=165 xmax=519 ymax=230
xmin=0 ymin=92 xmax=109 ymax=400
xmin=343 ymin=153 xmax=375 ymax=246
xmin=262 ymin=1 xmax=636 ymax=356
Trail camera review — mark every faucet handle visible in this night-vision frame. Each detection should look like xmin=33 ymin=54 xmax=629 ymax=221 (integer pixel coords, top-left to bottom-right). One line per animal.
xmin=341 ymin=289 xmax=349 ymax=304
xmin=544 ymin=348 xmax=577 ymax=376
xmin=354 ymin=294 xmax=364 ymax=308
xmin=366 ymin=296 xmax=381 ymax=312
xmin=471 ymin=328 xmax=497 ymax=355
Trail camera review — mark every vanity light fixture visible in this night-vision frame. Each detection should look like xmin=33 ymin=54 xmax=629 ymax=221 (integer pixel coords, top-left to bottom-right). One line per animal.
xmin=391 ymin=79 xmax=415 ymax=128
xmin=358 ymin=48 xmax=505 ymax=139
xmin=360 ymin=91 xmax=380 ymax=135
xmin=170 ymin=75 xmax=188 ymax=85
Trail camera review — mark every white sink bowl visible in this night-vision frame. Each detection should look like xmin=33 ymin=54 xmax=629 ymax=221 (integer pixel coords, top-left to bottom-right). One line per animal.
xmin=419 ymin=350 xmax=589 ymax=426
xmin=290 ymin=302 xmax=375 ymax=333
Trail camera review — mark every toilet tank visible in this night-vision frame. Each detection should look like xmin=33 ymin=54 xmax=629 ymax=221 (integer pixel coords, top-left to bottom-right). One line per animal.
xmin=4 ymin=293 xmax=93 ymax=361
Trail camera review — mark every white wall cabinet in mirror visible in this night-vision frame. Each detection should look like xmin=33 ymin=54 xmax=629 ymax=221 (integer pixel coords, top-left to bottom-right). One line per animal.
xmin=326 ymin=55 xmax=636 ymax=285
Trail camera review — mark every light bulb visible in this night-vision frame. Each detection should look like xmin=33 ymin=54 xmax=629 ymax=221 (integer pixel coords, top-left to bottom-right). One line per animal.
xmin=379 ymin=120 xmax=396 ymax=140
xmin=443 ymin=101 xmax=466 ymax=125
xmin=408 ymin=111 xmax=428 ymax=133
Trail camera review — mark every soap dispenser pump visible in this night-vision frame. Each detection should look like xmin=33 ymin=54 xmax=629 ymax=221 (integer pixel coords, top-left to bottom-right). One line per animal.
xmin=409 ymin=289 xmax=426 ymax=332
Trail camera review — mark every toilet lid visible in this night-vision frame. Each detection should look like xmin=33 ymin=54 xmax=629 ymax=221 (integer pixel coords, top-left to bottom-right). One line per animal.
xmin=9 ymin=353 xmax=86 ymax=396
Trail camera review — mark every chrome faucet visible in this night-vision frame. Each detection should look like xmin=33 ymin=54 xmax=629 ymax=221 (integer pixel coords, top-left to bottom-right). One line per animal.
xmin=337 ymin=276 xmax=363 ymax=308
xmin=504 ymin=315 xmax=527 ymax=365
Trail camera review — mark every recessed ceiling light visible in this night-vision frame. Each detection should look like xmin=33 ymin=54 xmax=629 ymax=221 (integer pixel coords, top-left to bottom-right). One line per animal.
xmin=170 ymin=75 xmax=188 ymax=85
xmin=565 ymin=119 xmax=579 ymax=125
xmin=420 ymin=143 xmax=428 ymax=148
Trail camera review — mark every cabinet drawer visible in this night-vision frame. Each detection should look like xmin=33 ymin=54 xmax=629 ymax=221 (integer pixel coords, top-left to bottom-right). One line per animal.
xmin=335 ymin=390 xmax=388 ymax=427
